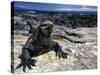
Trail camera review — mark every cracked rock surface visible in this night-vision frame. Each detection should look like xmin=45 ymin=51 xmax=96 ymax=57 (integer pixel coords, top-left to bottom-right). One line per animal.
xmin=12 ymin=27 xmax=97 ymax=74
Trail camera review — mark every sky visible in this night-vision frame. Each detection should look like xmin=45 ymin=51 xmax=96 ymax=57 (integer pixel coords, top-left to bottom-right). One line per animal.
xmin=12 ymin=1 xmax=97 ymax=15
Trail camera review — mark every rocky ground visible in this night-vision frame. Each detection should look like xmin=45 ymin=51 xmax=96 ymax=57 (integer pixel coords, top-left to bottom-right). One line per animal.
xmin=12 ymin=27 xmax=97 ymax=74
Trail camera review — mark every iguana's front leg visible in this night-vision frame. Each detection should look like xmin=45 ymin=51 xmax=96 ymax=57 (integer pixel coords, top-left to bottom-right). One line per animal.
xmin=16 ymin=48 xmax=36 ymax=72
xmin=51 ymin=41 xmax=68 ymax=59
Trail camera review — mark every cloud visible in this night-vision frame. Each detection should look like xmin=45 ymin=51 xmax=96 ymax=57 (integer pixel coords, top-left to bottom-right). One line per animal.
xmin=80 ymin=5 xmax=97 ymax=11
xmin=55 ymin=5 xmax=97 ymax=12
xmin=16 ymin=5 xmax=26 ymax=8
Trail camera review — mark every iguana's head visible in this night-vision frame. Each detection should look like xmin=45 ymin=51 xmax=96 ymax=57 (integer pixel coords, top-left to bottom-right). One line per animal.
xmin=39 ymin=20 xmax=53 ymax=37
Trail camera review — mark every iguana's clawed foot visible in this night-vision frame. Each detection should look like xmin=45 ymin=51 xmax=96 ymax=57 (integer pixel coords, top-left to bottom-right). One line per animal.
xmin=55 ymin=49 xmax=68 ymax=59
xmin=16 ymin=58 xmax=37 ymax=72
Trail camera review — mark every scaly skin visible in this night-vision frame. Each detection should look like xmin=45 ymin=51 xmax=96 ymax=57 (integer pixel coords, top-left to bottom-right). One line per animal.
xmin=16 ymin=20 xmax=68 ymax=72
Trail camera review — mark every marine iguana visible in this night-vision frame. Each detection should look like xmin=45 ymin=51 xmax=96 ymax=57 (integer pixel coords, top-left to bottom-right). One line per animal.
xmin=16 ymin=20 xmax=68 ymax=72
